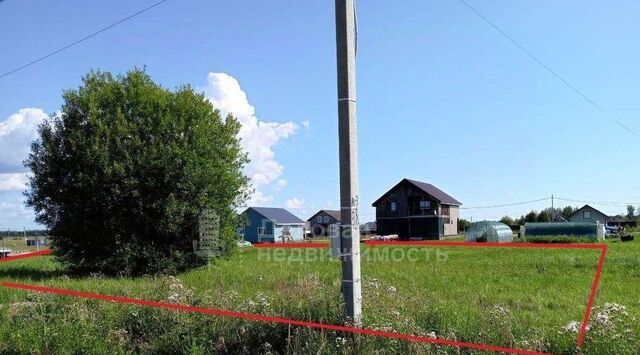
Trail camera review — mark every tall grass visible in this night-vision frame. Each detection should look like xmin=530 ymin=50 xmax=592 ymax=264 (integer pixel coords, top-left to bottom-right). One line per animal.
xmin=1 ymin=237 xmax=639 ymax=354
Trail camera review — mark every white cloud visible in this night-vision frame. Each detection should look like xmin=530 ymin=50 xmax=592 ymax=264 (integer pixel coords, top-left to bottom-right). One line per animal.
xmin=0 ymin=197 xmax=33 ymax=220
xmin=0 ymin=173 xmax=29 ymax=191
xmin=301 ymin=119 xmax=310 ymax=129
xmin=0 ymin=108 xmax=47 ymax=172
xmin=246 ymin=189 xmax=274 ymax=206
xmin=285 ymin=197 xmax=304 ymax=209
xmin=202 ymin=73 xmax=297 ymax=204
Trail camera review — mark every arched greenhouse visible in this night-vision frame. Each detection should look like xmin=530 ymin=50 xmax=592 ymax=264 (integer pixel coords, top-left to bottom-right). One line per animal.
xmin=465 ymin=221 xmax=513 ymax=243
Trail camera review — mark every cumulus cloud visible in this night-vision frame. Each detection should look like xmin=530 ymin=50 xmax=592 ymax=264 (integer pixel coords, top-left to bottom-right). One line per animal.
xmin=301 ymin=119 xmax=310 ymax=129
xmin=285 ymin=197 xmax=304 ymax=209
xmin=0 ymin=108 xmax=47 ymax=172
xmin=0 ymin=173 xmax=29 ymax=191
xmin=0 ymin=198 xmax=33 ymax=220
xmin=202 ymin=73 xmax=297 ymax=204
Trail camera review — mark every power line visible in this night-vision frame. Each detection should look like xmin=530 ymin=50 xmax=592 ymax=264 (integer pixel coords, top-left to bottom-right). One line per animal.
xmin=460 ymin=197 xmax=550 ymax=210
xmin=555 ymin=197 xmax=640 ymax=207
xmin=456 ymin=0 xmax=638 ymax=138
xmin=0 ymin=0 xmax=169 ymax=80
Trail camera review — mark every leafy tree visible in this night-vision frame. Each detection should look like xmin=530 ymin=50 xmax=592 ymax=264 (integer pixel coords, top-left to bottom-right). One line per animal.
xmin=627 ymin=205 xmax=635 ymax=219
xmin=458 ymin=218 xmax=471 ymax=232
xmin=525 ymin=211 xmax=538 ymax=223
xmin=537 ymin=210 xmax=552 ymax=222
xmin=561 ymin=206 xmax=577 ymax=220
xmin=499 ymin=215 xmax=514 ymax=226
xmin=25 ymin=69 xmax=249 ymax=275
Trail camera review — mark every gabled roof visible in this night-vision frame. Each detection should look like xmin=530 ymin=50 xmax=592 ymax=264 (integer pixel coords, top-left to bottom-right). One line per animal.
xmin=245 ymin=207 xmax=305 ymax=224
xmin=372 ymin=178 xmax=462 ymax=206
xmin=569 ymin=204 xmax=609 ymax=219
xmin=307 ymin=209 xmax=341 ymax=222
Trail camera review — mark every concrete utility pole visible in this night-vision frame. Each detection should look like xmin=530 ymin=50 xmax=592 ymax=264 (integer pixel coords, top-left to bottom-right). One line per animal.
xmin=335 ymin=0 xmax=362 ymax=325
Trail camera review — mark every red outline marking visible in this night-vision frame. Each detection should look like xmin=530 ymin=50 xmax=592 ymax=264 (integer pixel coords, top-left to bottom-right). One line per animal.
xmin=0 ymin=281 xmax=549 ymax=355
xmin=0 ymin=249 xmax=51 ymax=263
xmin=254 ymin=242 xmax=328 ymax=249
xmin=577 ymin=244 xmax=607 ymax=349
xmin=0 ymin=243 xmax=608 ymax=354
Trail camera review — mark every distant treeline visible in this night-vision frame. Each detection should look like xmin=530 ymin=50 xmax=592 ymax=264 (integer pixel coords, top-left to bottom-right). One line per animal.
xmin=1 ymin=230 xmax=49 ymax=238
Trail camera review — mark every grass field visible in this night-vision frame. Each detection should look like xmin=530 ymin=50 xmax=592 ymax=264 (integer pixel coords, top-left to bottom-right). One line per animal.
xmin=0 ymin=236 xmax=638 ymax=354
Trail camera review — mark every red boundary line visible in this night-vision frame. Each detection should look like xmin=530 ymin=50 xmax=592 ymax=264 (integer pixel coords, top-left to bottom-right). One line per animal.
xmin=0 ymin=243 xmax=607 ymax=354
xmin=254 ymin=242 xmax=328 ymax=249
xmin=0 ymin=249 xmax=51 ymax=263
xmin=0 ymin=281 xmax=548 ymax=355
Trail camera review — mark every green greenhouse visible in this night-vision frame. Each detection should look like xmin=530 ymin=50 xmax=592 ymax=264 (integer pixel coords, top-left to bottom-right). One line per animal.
xmin=523 ymin=222 xmax=601 ymax=238
xmin=465 ymin=221 xmax=513 ymax=243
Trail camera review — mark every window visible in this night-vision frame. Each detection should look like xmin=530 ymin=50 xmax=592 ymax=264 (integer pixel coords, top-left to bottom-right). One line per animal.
xmin=390 ymin=202 xmax=397 ymax=211
xmin=323 ymin=216 xmax=329 ymax=223
xmin=237 ymin=228 xmax=245 ymax=237
xmin=419 ymin=200 xmax=430 ymax=209
xmin=317 ymin=215 xmax=323 ymax=223
xmin=583 ymin=211 xmax=591 ymax=219
xmin=258 ymin=227 xmax=266 ymax=235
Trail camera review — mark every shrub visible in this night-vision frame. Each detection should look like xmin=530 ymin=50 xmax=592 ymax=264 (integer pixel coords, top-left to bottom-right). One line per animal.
xmin=25 ymin=69 xmax=249 ymax=275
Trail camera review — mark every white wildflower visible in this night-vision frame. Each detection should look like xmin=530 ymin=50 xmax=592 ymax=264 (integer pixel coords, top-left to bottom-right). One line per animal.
xmin=563 ymin=321 xmax=581 ymax=333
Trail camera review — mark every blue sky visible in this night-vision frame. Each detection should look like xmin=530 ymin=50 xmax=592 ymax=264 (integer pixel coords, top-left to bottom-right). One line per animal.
xmin=1 ymin=0 xmax=639 ymax=229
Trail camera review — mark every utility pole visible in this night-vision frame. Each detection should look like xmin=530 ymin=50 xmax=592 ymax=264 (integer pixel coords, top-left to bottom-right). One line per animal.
xmin=335 ymin=0 xmax=362 ymax=326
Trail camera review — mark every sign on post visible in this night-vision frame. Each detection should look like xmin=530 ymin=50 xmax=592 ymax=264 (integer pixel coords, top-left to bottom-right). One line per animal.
xmin=193 ymin=209 xmax=222 ymax=260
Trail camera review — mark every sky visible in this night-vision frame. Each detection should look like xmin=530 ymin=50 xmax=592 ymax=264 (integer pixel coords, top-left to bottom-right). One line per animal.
xmin=1 ymin=0 xmax=640 ymax=229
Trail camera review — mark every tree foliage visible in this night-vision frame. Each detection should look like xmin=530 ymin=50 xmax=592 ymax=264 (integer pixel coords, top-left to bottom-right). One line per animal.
xmin=561 ymin=206 xmax=577 ymax=220
xmin=499 ymin=215 xmax=514 ymax=226
xmin=25 ymin=69 xmax=249 ymax=275
xmin=458 ymin=218 xmax=471 ymax=232
xmin=525 ymin=211 xmax=538 ymax=223
xmin=537 ymin=210 xmax=552 ymax=222
xmin=627 ymin=205 xmax=635 ymax=219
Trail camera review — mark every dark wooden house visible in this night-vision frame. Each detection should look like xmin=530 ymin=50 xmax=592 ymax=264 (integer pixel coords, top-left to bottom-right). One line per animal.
xmin=372 ymin=178 xmax=462 ymax=240
xmin=307 ymin=210 xmax=341 ymax=237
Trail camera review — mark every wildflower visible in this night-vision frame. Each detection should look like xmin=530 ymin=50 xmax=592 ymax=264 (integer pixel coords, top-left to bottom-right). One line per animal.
xmin=387 ymin=286 xmax=397 ymax=293
xmin=426 ymin=331 xmax=436 ymax=338
xmin=563 ymin=321 xmax=581 ymax=333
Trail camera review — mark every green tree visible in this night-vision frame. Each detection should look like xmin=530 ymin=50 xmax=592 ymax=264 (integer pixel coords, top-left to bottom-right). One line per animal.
xmin=626 ymin=205 xmax=635 ymax=219
xmin=499 ymin=215 xmax=514 ymax=226
xmin=25 ymin=69 xmax=249 ymax=275
xmin=561 ymin=206 xmax=577 ymax=220
xmin=525 ymin=211 xmax=538 ymax=223
xmin=458 ymin=218 xmax=471 ymax=232
xmin=537 ymin=210 xmax=552 ymax=222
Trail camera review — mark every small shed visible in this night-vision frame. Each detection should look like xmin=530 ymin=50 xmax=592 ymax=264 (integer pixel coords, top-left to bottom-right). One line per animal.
xmin=465 ymin=221 xmax=513 ymax=243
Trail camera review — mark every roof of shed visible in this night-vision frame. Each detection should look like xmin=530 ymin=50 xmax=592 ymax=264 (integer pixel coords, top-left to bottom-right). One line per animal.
xmin=246 ymin=207 xmax=305 ymax=224
xmin=372 ymin=178 xmax=462 ymax=206
xmin=307 ymin=209 xmax=341 ymax=222
xmin=568 ymin=204 xmax=609 ymax=219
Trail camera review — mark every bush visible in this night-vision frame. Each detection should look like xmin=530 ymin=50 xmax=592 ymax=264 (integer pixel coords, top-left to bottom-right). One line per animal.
xmin=25 ymin=69 xmax=249 ymax=276
xmin=521 ymin=235 xmax=597 ymax=244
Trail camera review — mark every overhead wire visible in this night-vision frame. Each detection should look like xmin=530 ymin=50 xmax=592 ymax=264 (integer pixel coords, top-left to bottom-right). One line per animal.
xmin=0 ymin=0 xmax=169 ymax=80
xmin=456 ymin=0 xmax=638 ymax=138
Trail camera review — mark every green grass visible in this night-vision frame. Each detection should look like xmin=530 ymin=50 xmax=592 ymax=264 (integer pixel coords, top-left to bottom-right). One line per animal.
xmin=1 ymin=237 xmax=639 ymax=354
xmin=0 ymin=237 xmax=47 ymax=253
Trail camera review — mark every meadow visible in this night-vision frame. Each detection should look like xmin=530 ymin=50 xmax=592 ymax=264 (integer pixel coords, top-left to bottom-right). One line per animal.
xmin=0 ymin=237 xmax=638 ymax=354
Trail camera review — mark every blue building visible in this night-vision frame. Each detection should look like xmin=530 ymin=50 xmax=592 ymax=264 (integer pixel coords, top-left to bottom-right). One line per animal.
xmin=239 ymin=207 xmax=306 ymax=243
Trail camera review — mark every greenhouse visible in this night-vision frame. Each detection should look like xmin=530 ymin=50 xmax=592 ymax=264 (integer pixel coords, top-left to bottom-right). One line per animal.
xmin=523 ymin=222 xmax=602 ymax=238
xmin=465 ymin=221 xmax=513 ymax=243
